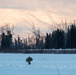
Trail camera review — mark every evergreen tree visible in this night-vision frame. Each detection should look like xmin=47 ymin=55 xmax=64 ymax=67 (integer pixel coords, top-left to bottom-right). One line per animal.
xmin=1 ymin=32 xmax=6 ymax=49
xmin=45 ymin=29 xmax=65 ymax=49
xmin=1 ymin=30 xmax=12 ymax=49
xmin=6 ymin=30 xmax=12 ymax=49
xmin=51 ymin=29 xmax=65 ymax=49
xmin=45 ymin=33 xmax=52 ymax=49
xmin=66 ymin=25 xmax=76 ymax=48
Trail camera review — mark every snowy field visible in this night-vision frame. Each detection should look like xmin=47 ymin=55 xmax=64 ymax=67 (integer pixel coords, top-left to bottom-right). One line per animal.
xmin=0 ymin=54 xmax=76 ymax=75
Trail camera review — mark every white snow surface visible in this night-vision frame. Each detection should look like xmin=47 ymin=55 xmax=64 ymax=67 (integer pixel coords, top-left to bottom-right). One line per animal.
xmin=0 ymin=54 xmax=76 ymax=75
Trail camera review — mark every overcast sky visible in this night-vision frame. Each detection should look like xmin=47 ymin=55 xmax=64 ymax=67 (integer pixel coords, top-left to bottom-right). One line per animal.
xmin=0 ymin=0 xmax=76 ymax=9
xmin=0 ymin=0 xmax=76 ymax=17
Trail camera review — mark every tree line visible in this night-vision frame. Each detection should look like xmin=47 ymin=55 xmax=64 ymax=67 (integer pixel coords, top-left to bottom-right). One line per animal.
xmin=0 ymin=23 xmax=76 ymax=53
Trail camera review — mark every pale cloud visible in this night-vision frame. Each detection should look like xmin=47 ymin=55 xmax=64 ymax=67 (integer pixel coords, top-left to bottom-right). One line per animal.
xmin=0 ymin=0 xmax=76 ymax=10
xmin=0 ymin=0 xmax=76 ymax=17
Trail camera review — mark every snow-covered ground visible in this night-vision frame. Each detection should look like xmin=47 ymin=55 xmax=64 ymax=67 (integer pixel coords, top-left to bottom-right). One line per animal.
xmin=0 ymin=54 xmax=76 ymax=75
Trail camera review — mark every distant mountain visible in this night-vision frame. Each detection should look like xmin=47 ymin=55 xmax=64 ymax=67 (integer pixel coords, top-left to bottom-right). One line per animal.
xmin=0 ymin=8 xmax=74 ymax=36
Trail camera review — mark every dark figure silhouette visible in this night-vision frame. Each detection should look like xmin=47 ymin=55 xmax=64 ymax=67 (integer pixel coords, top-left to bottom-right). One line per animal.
xmin=26 ymin=56 xmax=33 ymax=65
